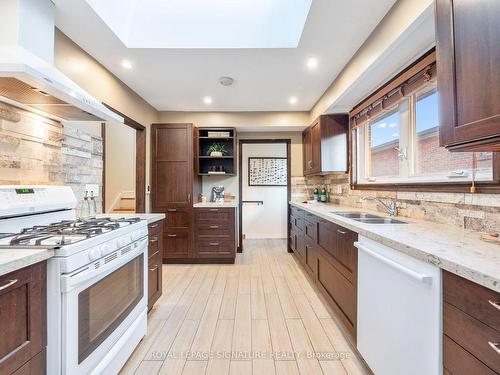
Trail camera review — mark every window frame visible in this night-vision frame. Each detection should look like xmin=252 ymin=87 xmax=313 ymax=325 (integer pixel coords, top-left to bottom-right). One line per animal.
xmin=349 ymin=49 xmax=500 ymax=194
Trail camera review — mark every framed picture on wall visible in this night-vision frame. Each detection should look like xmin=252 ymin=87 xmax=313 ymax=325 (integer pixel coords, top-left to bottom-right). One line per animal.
xmin=248 ymin=157 xmax=287 ymax=186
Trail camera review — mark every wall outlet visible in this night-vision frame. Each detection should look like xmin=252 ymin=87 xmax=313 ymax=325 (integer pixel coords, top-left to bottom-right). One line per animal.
xmin=85 ymin=184 xmax=100 ymax=197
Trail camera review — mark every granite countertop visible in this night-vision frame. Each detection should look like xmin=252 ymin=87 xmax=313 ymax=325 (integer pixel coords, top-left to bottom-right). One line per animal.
xmin=96 ymin=213 xmax=166 ymax=224
xmin=193 ymin=201 xmax=238 ymax=208
xmin=290 ymin=201 xmax=500 ymax=293
xmin=0 ymin=248 xmax=54 ymax=277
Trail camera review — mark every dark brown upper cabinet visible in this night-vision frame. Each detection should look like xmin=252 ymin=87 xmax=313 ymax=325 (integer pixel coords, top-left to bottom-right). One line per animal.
xmin=436 ymin=0 xmax=500 ymax=151
xmin=303 ymin=114 xmax=349 ymax=176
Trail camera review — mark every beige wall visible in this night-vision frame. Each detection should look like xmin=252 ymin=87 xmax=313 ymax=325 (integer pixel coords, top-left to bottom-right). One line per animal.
xmin=310 ymin=0 xmax=434 ymax=120
xmin=158 ymin=111 xmax=309 ymax=130
xmin=54 ymin=29 xmax=158 ymax=211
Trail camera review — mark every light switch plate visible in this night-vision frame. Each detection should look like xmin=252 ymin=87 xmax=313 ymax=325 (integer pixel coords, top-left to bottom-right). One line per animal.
xmin=86 ymin=184 xmax=100 ymax=197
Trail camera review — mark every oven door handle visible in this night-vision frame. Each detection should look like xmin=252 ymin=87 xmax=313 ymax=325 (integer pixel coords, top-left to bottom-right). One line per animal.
xmin=60 ymin=237 xmax=148 ymax=293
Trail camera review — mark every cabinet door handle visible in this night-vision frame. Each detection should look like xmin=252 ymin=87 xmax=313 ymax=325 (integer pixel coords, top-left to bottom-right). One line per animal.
xmin=337 ymin=229 xmax=347 ymax=235
xmin=167 ymin=208 xmax=177 ymax=212
xmin=149 ymin=223 xmax=159 ymax=228
xmin=150 ymin=250 xmax=160 ymax=258
xmin=209 ymin=242 xmax=220 ymax=246
xmin=187 ymin=193 xmax=191 ymax=203
xmin=488 ymin=300 xmax=500 ymax=310
xmin=0 ymin=279 xmax=18 ymax=291
xmin=308 ymin=160 xmax=312 ymax=168
xmin=149 ymin=237 xmax=158 ymax=243
xmin=210 ymin=225 xmax=219 ymax=229
xmin=149 ymin=265 xmax=159 ymax=272
xmin=167 ymin=234 xmax=177 ymax=238
xmin=209 ymin=209 xmax=219 ymax=212
xmin=488 ymin=341 xmax=500 ymax=355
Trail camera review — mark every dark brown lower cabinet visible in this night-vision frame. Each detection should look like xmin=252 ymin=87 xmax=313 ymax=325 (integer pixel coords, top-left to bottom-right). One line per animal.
xmin=0 ymin=262 xmax=46 ymax=375
xmin=148 ymin=220 xmax=163 ymax=311
xmin=193 ymin=207 xmax=236 ymax=263
xmin=288 ymin=205 xmax=358 ymax=343
xmin=443 ymin=271 xmax=500 ymax=375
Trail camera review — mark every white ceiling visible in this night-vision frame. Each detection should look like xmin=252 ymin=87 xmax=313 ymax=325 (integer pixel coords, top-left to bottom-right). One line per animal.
xmin=84 ymin=0 xmax=312 ymax=49
xmin=54 ymin=0 xmax=397 ymax=112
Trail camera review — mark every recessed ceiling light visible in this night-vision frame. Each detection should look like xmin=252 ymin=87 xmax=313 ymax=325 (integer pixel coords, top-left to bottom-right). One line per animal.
xmin=203 ymin=96 xmax=213 ymax=105
xmin=121 ymin=60 xmax=132 ymax=69
xmin=306 ymin=57 xmax=318 ymax=69
xmin=289 ymin=96 xmax=298 ymax=105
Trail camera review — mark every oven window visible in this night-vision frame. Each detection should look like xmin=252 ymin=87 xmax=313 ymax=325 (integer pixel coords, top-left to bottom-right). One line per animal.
xmin=78 ymin=254 xmax=144 ymax=364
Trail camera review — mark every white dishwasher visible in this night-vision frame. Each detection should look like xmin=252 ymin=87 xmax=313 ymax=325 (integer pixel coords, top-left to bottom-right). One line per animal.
xmin=355 ymin=236 xmax=442 ymax=375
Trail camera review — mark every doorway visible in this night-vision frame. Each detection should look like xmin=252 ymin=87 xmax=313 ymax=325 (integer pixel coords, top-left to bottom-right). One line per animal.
xmin=102 ymin=104 xmax=146 ymax=213
xmin=238 ymin=139 xmax=291 ymax=252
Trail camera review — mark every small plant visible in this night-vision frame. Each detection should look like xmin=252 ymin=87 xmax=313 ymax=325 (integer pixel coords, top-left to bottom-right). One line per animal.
xmin=207 ymin=143 xmax=227 ymax=156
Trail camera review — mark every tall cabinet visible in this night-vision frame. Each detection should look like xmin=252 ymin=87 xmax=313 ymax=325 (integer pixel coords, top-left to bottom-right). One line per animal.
xmin=151 ymin=123 xmax=201 ymax=262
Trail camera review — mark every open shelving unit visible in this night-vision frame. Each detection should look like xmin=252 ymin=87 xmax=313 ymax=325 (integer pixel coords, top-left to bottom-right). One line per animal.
xmin=196 ymin=127 xmax=236 ymax=176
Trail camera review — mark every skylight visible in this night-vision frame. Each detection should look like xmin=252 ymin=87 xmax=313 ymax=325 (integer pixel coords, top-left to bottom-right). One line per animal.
xmin=85 ymin=0 xmax=312 ymax=48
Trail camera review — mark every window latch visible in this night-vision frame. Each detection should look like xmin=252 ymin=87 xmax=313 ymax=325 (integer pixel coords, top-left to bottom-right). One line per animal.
xmin=394 ymin=146 xmax=407 ymax=160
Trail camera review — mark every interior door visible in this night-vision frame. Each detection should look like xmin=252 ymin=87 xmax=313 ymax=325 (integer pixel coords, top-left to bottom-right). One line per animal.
xmin=241 ymin=142 xmax=288 ymax=239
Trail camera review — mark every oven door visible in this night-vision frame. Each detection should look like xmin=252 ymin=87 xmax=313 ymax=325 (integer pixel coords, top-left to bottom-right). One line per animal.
xmin=60 ymin=237 xmax=148 ymax=375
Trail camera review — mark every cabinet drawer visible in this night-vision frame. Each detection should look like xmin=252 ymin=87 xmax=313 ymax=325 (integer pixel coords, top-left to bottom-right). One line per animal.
xmin=197 ymin=223 xmax=234 ymax=238
xmin=444 ymin=302 xmax=500 ymax=373
xmin=304 ymin=219 xmax=317 ymax=242
xmin=148 ymin=221 xmax=162 ymax=236
xmin=163 ymin=208 xmax=191 ymax=228
xmin=443 ymin=335 xmax=496 ymax=375
xmin=304 ymin=239 xmax=317 ymax=277
xmin=195 ymin=208 xmax=234 ymax=222
xmin=444 ymin=271 xmax=500 ymax=333
xmin=147 ymin=251 xmax=162 ymax=310
xmin=0 ymin=263 xmax=45 ymax=375
xmin=304 ymin=211 xmax=318 ymax=224
xmin=197 ymin=239 xmax=235 ymax=258
xmin=148 ymin=235 xmax=160 ymax=258
xmin=317 ymin=253 xmax=355 ymax=334
xmin=290 ymin=206 xmax=304 ymax=219
xmin=290 ymin=230 xmax=305 ymax=261
xmin=163 ymin=229 xmax=190 ymax=259
xmin=291 ymin=216 xmax=304 ymax=232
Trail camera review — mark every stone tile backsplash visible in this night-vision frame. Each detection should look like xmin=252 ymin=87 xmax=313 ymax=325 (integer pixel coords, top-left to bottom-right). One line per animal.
xmin=0 ymin=102 xmax=103 ymax=217
xmin=292 ymin=174 xmax=500 ymax=233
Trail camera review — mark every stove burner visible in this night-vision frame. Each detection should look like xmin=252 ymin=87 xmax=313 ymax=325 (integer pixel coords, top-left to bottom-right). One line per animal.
xmin=1 ymin=217 xmax=142 ymax=247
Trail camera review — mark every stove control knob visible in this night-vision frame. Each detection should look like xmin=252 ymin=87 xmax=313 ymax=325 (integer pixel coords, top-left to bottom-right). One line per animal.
xmin=101 ymin=244 xmax=113 ymax=255
xmin=89 ymin=248 xmax=101 ymax=261
xmin=117 ymin=237 xmax=129 ymax=248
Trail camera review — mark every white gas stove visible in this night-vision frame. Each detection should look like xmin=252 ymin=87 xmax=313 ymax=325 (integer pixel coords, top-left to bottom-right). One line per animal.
xmin=0 ymin=186 xmax=148 ymax=375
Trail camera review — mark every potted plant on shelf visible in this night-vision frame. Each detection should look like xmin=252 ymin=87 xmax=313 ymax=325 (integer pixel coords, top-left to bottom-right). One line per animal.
xmin=207 ymin=143 xmax=227 ymax=157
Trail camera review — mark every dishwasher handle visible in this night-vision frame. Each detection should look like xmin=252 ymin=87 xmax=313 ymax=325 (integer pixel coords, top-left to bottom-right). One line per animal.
xmin=355 ymin=242 xmax=433 ymax=284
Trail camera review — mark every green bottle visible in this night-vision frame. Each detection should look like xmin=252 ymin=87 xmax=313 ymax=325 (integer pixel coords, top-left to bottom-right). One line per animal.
xmin=320 ymin=186 xmax=327 ymax=202
xmin=313 ymin=187 xmax=319 ymax=202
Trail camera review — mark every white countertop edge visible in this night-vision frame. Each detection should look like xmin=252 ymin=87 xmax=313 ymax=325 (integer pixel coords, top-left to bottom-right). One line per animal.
xmin=193 ymin=202 xmax=238 ymax=208
xmin=0 ymin=249 xmax=54 ymax=277
xmin=290 ymin=201 xmax=500 ymax=293
xmin=96 ymin=213 xmax=165 ymax=225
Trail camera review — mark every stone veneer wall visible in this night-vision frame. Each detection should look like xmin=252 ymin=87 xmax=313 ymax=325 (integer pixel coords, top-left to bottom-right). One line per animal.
xmin=291 ymin=174 xmax=500 ymax=233
xmin=0 ymin=102 xmax=103 ymax=217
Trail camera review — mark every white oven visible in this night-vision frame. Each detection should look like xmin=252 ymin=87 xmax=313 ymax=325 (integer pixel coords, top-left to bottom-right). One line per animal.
xmin=54 ymin=237 xmax=148 ymax=375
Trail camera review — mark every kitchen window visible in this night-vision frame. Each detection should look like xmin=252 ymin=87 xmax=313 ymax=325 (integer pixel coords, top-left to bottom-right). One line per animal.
xmin=351 ymin=50 xmax=496 ymax=189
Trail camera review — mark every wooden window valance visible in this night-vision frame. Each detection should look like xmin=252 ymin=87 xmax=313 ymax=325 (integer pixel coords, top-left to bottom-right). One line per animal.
xmin=350 ymin=50 xmax=437 ymax=129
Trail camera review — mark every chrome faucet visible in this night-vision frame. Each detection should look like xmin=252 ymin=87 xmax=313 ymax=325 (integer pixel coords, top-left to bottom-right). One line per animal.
xmin=362 ymin=196 xmax=397 ymax=216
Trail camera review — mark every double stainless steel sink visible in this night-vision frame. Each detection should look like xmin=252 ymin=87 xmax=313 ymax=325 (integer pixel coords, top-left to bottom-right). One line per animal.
xmin=331 ymin=211 xmax=407 ymax=224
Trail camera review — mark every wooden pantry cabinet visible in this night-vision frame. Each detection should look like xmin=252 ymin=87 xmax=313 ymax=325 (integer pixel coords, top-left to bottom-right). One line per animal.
xmin=288 ymin=205 xmax=358 ymax=343
xmin=302 ymin=114 xmax=349 ymax=176
xmin=151 ymin=123 xmax=201 ymax=262
xmin=436 ymin=0 xmax=500 ymax=151
xmin=0 ymin=262 xmax=46 ymax=375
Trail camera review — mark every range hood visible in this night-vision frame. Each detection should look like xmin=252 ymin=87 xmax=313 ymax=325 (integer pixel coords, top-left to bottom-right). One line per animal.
xmin=0 ymin=0 xmax=123 ymax=123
